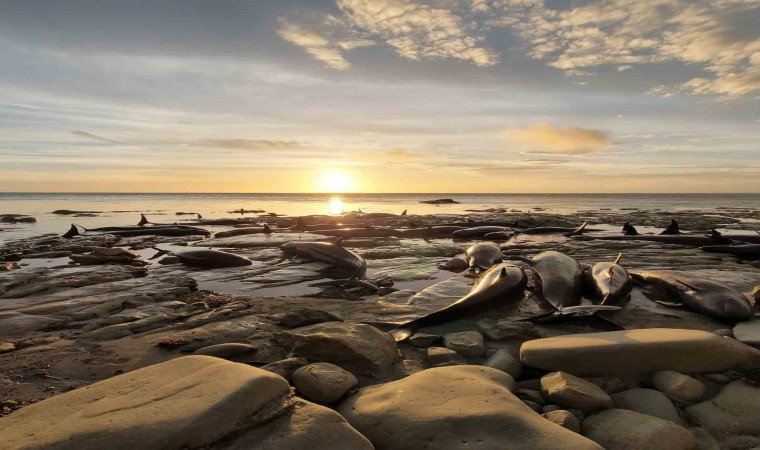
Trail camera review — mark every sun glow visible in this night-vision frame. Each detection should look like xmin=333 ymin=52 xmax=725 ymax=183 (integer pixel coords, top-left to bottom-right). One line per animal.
xmin=328 ymin=196 xmax=344 ymax=215
xmin=317 ymin=170 xmax=353 ymax=193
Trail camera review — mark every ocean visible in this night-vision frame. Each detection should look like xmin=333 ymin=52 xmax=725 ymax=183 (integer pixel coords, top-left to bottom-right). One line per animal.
xmin=1 ymin=192 xmax=759 ymax=241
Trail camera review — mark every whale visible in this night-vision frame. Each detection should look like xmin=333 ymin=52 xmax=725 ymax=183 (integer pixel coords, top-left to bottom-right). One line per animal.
xmin=389 ymin=263 xmax=527 ymax=341
xmin=584 ymin=253 xmax=633 ymax=306
xmin=632 ymin=270 xmax=754 ymax=321
xmin=453 ymin=226 xmax=513 ymax=239
xmin=310 ymin=227 xmax=399 ymax=238
xmin=465 ymin=242 xmax=503 ymax=272
xmin=280 ymin=241 xmax=367 ymax=278
xmin=214 ymin=224 xmax=272 ymax=238
xmin=63 ymin=223 xmax=210 ymax=238
xmin=170 ymin=249 xmax=252 ymax=268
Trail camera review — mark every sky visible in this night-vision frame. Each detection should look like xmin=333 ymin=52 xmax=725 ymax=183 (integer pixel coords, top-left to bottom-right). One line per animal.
xmin=0 ymin=0 xmax=759 ymax=193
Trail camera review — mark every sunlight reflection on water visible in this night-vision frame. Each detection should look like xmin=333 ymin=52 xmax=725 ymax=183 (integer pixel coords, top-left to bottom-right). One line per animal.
xmin=329 ymin=196 xmax=344 ymax=215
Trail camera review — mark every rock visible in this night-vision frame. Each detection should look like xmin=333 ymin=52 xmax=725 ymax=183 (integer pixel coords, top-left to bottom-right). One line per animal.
xmin=713 ymin=328 xmax=733 ymax=337
xmin=337 ymin=365 xmax=602 ymax=450
xmin=0 ymin=342 xmax=16 ymax=354
xmin=541 ymin=372 xmax=613 ymax=413
xmin=409 ymin=332 xmax=440 ymax=347
xmin=286 ymin=322 xmax=399 ymax=377
xmin=543 ymin=410 xmax=581 ymax=433
xmin=689 ymin=427 xmax=722 ymax=450
xmin=586 ymin=377 xmax=627 ymax=394
xmin=733 ymin=319 xmax=760 ymax=348
xmin=701 ymin=373 xmax=731 ymax=384
xmin=753 ymin=285 xmax=759 ymax=302
xmin=520 ymin=328 xmax=760 ymax=376
xmin=192 ymin=343 xmax=258 ymax=361
xmin=293 ymin=363 xmax=358 ymax=405
xmin=427 ymin=347 xmax=467 ymax=367
xmin=685 ymin=380 xmax=760 ymax=439
xmin=261 ymin=357 xmax=309 ymax=382
xmin=517 ymin=388 xmax=546 ymax=404
xmin=1 ymin=400 xmax=18 ymax=409
xmin=611 ymin=388 xmax=684 ymax=424
xmin=523 ymin=399 xmax=543 ymax=412
xmin=91 ymin=247 xmax=139 ymax=258
xmin=0 ymin=356 xmax=292 ymax=450
xmin=443 ymin=331 xmax=485 ymax=357
xmin=209 ymin=399 xmax=373 ymax=450
xmin=476 ymin=318 xmax=541 ymax=341
xmin=543 ymin=405 xmax=562 ymax=413
xmin=483 ymin=348 xmax=522 ymax=378
xmin=651 ymin=371 xmax=707 ymax=403
xmin=438 ymin=257 xmax=469 ymax=272
xmin=582 ymin=409 xmax=698 ymax=450
xmin=275 ymin=308 xmax=343 ymax=328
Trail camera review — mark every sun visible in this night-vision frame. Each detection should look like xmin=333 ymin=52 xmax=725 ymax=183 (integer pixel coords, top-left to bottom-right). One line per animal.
xmin=317 ymin=170 xmax=353 ymax=193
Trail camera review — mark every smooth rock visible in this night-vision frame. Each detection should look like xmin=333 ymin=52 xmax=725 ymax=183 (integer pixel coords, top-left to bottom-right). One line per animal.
xmin=520 ymin=328 xmax=760 ymax=376
xmin=293 ymin=363 xmax=358 ymax=405
xmin=476 ymin=318 xmax=541 ymax=341
xmin=427 ymin=347 xmax=467 ymax=367
xmin=586 ymin=377 xmax=627 ymax=394
xmin=276 ymin=308 xmax=343 ymax=329
xmin=543 ymin=410 xmax=581 ymax=433
xmin=337 ymin=365 xmax=602 ymax=450
xmin=443 ymin=331 xmax=485 ymax=357
xmin=685 ymin=380 xmax=760 ymax=438
xmin=689 ymin=427 xmax=722 ymax=450
xmin=517 ymin=388 xmax=546 ymax=404
xmin=582 ymin=409 xmax=698 ymax=450
xmin=0 ymin=342 xmax=15 ymax=353
xmin=523 ymin=399 xmax=542 ymax=412
xmin=541 ymin=371 xmax=613 ymax=413
xmin=409 ymin=332 xmax=440 ymax=347
xmin=286 ymin=322 xmax=399 ymax=376
xmin=611 ymin=388 xmax=684 ymax=424
xmin=702 ymin=373 xmax=731 ymax=385
xmin=651 ymin=371 xmax=707 ymax=403
xmin=208 ymin=399 xmax=374 ymax=450
xmin=261 ymin=357 xmax=309 ymax=382
xmin=733 ymin=319 xmax=760 ymax=348
xmin=483 ymin=348 xmax=522 ymax=378
xmin=192 ymin=343 xmax=258 ymax=361
xmin=0 ymin=356 xmax=291 ymax=450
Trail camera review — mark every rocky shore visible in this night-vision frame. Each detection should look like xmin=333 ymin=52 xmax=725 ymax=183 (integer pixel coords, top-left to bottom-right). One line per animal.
xmin=1 ymin=206 xmax=759 ymax=449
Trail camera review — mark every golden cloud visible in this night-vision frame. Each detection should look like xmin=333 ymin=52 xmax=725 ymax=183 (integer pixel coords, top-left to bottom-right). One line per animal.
xmin=504 ymin=123 xmax=613 ymax=155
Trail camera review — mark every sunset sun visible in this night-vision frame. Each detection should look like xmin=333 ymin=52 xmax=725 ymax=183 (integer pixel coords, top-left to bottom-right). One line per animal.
xmin=317 ymin=170 xmax=353 ymax=193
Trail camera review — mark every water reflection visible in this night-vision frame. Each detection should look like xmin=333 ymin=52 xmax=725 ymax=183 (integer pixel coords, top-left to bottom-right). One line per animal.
xmin=329 ymin=196 xmax=344 ymax=215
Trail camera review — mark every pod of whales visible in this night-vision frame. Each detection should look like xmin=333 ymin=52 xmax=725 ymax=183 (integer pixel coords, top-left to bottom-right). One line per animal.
xmin=390 ymin=263 xmax=527 ymax=341
xmin=632 ymin=270 xmax=754 ymax=321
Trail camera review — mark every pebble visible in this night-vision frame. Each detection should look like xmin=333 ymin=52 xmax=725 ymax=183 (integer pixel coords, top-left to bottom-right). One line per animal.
xmin=443 ymin=331 xmax=485 ymax=357
xmin=651 ymin=371 xmax=707 ymax=403
xmin=426 ymin=347 xmax=466 ymax=367
xmin=408 ymin=332 xmax=440 ymax=347
xmin=483 ymin=348 xmax=522 ymax=379
xmin=476 ymin=318 xmax=541 ymax=341
xmin=541 ymin=371 xmax=613 ymax=413
xmin=0 ymin=342 xmax=16 ymax=354
xmin=293 ymin=363 xmax=358 ymax=405
xmin=543 ymin=410 xmax=581 ymax=433
xmin=582 ymin=409 xmax=699 ymax=450
xmin=261 ymin=357 xmax=309 ymax=382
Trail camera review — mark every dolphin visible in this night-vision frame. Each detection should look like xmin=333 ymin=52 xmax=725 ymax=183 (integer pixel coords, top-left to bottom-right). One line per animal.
xmin=465 ymin=242 xmax=503 ymax=273
xmin=280 ymin=241 xmax=367 ymax=278
xmin=169 ymin=249 xmax=253 ymax=269
xmin=585 ymin=253 xmax=633 ymax=306
xmin=515 ymin=251 xmax=584 ymax=310
xmin=213 ymin=224 xmax=272 ymax=238
xmin=389 ymin=263 xmax=527 ymax=341
xmin=632 ymin=270 xmax=754 ymax=321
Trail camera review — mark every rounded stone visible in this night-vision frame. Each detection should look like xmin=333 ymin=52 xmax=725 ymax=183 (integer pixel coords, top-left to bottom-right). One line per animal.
xmin=293 ymin=363 xmax=358 ymax=405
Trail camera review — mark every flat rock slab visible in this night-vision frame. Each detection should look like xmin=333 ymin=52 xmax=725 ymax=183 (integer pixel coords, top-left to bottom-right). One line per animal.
xmin=0 ymin=356 xmax=291 ymax=450
xmin=285 ymin=322 xmax=399 ymax=377
xmin=520 ymin=328 xmax=760 ymax=376
xmin=337 ymin=365 xmax=602 ymax=450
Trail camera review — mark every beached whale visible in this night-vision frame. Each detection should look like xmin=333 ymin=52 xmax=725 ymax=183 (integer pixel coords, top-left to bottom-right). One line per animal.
xmin=311 ymin=227 xmax=399 ymax=238
xmin=701 ymin=243 xmax=760 ymax=257
xmin=280 ymin=241 xmax=367 ymax=278
xmin=584 ymin=253 xmax=633 ymax=306
xmin=172 ymin=249 xmax=252 ymax=268
xmin=63 ymin=223 xmax=210 ymax=238
xmin=389 ymin=263 xmax=527 ymax=341
xmin=632 ymin=270 xmax=754 ymax=321
xmin=453 ymin=226 xmax=513 ymax=239
xmin=214 ymin=224 xmax=272 ymax=238
xmin=465 ymin=242 xmax=503 ymax=272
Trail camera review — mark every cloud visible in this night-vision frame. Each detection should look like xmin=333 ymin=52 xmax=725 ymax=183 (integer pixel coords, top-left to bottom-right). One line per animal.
xmin=504 ymin=124 xmax=613 ymax=155
xmin=200 ymin=139 xmax=303 ymax=151
xmin=70 ymin=130 xmax=125 ymax=145
xmin=277 ymin=19 xmax=353 ymax=70
xmin=488 ymin=0 xmax=760 ymax=98
xmin=358 ymin=147 xmax=428 ymax=161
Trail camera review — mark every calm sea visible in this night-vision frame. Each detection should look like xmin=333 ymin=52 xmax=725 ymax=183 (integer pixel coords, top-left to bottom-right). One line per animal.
xmin=1 ymin=193 xmax=759 ymax=241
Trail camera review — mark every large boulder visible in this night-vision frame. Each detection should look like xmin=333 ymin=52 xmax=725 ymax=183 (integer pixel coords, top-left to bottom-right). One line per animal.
xmin=540 ymin=371 xmax=613 ymax=413
xmin=611 ymin=388 xmax=683 ymax=424
xmin=582 ymin=409 xmax=699 ymax=450
xmin=337 ymin=365 xmax=603 ymax=450
xmin=685 ymin=380 xmax=760 ymax=439
xmin=293 ymin=363 xmax=358 ymax=405
xmin=210 ymin=399 xmax=374 ymax=450
xmin=0 ymin=356 xmax=292 ymax=450
xmin=520 ymin=328 xmax=760 ymax=376
xmin=285 ymin=322 xmax=399 ymax=376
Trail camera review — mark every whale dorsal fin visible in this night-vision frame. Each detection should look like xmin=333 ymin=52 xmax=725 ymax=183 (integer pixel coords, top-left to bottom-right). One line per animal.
xmin=62 ymin=224 xmax=80 ymax=238
xmin=401 ymin=209 xmax=407 ymax=216
xmin=660 ymin=219 xmax=680 ymax=235
xmin=138 ymin=214 xmax=149 ymax=226
xmin=334 ymin=237 xmax=344 ymax=247
xmin=263 ymin=224 xmax=272 ymax=234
